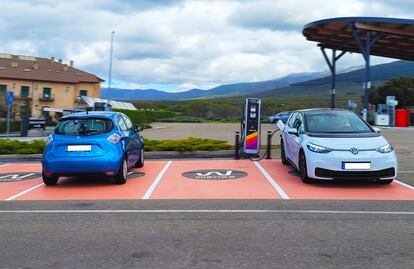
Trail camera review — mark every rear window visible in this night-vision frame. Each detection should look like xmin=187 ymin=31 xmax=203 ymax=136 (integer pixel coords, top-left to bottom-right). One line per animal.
xmin=305 ymin=111 xmax=372 ymax=133
xmin=55 ymin=118 xmax=113 ymax=135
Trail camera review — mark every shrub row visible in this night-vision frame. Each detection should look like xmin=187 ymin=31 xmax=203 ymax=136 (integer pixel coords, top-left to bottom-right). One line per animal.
xmin=143 ymin=137 xmax=232 ymax=152
xmin=113 ymin=109 xmax=178 ymax=125
xmin=0 ymin=137 xmax=232 ymax=154
xmin=0 ymin=139 xmax=46 ymax=154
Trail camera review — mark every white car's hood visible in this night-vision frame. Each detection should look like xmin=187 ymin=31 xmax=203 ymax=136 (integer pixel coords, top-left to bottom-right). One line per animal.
xmin=305 ymin=135 xmax=389 ymax=150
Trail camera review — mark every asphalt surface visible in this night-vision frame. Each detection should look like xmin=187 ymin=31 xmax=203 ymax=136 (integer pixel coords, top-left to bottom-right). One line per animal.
xmin=1 ymin=200 xmax=413 ymax=269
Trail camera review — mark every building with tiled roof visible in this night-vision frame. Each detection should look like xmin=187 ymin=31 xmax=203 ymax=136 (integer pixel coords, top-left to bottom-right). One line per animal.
xmin=0 ymin=53 xmax=103 ymax=120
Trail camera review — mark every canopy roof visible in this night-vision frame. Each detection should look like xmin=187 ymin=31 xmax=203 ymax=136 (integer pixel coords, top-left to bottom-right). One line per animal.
xmin=303 ymin=17 xmax=414 ymax=61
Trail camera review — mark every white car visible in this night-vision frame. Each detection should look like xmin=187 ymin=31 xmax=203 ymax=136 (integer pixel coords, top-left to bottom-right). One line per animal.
xmin=278 ymin=109 xmax=397 ymax=184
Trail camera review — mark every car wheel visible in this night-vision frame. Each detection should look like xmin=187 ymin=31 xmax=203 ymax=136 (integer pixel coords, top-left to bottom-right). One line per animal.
xmin=42 ymin=172 xmax=58 ymax=186
xmin=114 ymin=157 xmax=128 ymax=184
xmin=299 ymin=151 xmax=313 ymax=184
xmin=378 ymin=179 xmax=393 ymax=184
xmin=135 ymin=148 xmax=144 ymax=168
xmin=280 ymin=140 xmax=289 ymax=165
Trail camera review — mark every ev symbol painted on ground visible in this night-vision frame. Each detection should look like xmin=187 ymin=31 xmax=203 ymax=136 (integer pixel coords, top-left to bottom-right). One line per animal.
xmin=182 ymin=169 xmax=248 ymax=180
xmin=0 ymin=172 xmax=41 ymax=182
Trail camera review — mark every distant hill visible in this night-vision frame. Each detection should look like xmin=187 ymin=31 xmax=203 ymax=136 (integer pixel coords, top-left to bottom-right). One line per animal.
xmin=249 ymin=61 xmax=414 ymax=101
xmin=101 ymin=60 xmax=414 ymax=101
xmin=100 ymin=71 xmax=329 ymax=101
xmin=293 ymin=60 xmax=414 ymax=86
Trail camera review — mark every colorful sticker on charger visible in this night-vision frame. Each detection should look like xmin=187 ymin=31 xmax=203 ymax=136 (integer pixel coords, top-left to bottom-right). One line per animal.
xmin=245 ymin=131 xmax=259 ymax=150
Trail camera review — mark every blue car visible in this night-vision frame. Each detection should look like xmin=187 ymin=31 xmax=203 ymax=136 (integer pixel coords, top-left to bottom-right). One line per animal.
xmin=42 ymin=111 xmax=144 ymax=185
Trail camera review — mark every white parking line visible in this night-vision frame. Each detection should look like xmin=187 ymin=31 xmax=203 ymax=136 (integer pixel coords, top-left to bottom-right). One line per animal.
xmin=4 ymin=183 xmax=45 ymax=201
xmin=0 ymin=209 xmax=413 ymax=215
xmin=254 ymin=161 xmax=289 ymax=199
xmin=142 ymin=161 xmax=172 ymax=199
xmin=0 ymin=164 xmax=9 ymax=168
xmin=395 ymin=180 xmax=414 ymax=191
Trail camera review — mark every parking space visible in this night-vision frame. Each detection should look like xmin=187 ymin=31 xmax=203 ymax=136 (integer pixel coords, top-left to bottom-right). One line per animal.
xmin=149 ymin=160 xmax=283 ymax=199
xmin=0 ymin=160 xmax=413 ymax=201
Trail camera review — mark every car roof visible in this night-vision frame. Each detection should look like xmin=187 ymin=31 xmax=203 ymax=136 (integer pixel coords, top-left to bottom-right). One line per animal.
xmin=61 ymin=111 xmax=121 ymax=120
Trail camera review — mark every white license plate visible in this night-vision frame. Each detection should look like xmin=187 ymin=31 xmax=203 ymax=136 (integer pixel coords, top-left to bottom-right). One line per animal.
xmin=67 ymin=145 xmax=91 ymax=152
xmin=342 ymin=162 xmax=371 ymax=170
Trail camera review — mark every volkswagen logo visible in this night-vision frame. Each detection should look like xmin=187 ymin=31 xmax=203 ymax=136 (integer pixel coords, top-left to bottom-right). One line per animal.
xmin=350 ymin=148 xmax=359 ymax=155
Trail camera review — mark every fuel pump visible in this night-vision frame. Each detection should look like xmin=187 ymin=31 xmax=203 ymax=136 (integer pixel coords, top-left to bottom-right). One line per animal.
xmin=241 ymin=98 xmax=261 ymax=156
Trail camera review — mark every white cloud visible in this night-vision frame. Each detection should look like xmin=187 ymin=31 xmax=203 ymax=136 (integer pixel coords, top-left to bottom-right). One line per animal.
xmin=0 ymin=0 xmax=412 ymax=91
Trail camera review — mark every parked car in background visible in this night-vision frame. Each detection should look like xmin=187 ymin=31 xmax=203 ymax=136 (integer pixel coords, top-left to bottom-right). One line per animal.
xmin=42 ymin=111 xmax=144 ymax=185
xmin=268 ymin=111 xmax=292 ymax=123
xmin=278 ymin=109 xmax=397 ymax=184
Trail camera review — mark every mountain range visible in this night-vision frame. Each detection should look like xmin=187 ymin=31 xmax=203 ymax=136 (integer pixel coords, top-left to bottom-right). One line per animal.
xmin=100 ymin=61 xmax=414 ymax=101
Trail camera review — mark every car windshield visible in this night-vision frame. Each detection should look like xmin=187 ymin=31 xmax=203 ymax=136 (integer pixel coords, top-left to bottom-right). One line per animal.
xmin=305 ymin=111 xmax=373 ymax=133
xmin=55 ymin=118 xmax=113 ymax=135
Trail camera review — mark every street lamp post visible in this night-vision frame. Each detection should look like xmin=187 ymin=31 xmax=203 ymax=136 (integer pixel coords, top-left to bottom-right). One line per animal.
xmin=108 ymin=31 xmax=115 ymax=90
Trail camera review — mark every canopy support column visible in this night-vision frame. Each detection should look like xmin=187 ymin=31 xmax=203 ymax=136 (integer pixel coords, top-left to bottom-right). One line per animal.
xmin=351 ymin=24 xmax=383 ymax=120
xmin=320 ymin=47 xmax=346 ymax=109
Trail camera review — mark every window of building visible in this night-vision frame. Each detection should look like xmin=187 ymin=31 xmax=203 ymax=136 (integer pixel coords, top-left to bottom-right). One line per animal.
xmin=0 ymin=84 xmax=7 ymax=95
xmin=21 ymin=86 xmax=30 ymax=97
xmin=43 ymin=87 xmax=51 ymax=98
xmin=80 ymin=90 xmax=87 ymax=96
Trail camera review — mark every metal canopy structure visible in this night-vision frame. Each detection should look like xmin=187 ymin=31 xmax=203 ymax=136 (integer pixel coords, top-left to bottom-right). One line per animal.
xmin=303 ymin=17 xmax=414 ymax=119
xmin=79 ymin=96 xmax=137 ymax=110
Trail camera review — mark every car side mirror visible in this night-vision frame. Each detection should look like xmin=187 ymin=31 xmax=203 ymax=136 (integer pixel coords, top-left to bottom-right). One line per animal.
xmin=373 ymin=127 xmax=381 ymax=133
xmin=287 ymin=127 xmax=298 ymax=135
xmin=276 ymin=120 xmax=285 ymax=131
xmin=134 ymin=126 xmax=144 ymax=132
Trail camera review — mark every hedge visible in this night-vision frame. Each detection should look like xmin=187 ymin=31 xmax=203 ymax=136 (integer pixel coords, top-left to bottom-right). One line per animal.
xmin=113 ymin=109 xmax=178 ymax=125
xmin=0 ymin=139 xmax=46 ymax=154
xmin=0 ymin=137 xmax=231 ymax=154
xmin=143 ymin=137 xmax=232 ymax=152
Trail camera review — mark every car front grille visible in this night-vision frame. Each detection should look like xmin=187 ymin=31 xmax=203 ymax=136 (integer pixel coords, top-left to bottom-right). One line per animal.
xmin=315 ymin=167 xmax=395 ymax=180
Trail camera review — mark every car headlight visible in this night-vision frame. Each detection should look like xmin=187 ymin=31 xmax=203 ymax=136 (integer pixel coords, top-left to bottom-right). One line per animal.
xmin=45 ymin=135 xmax=54 ymax=145
xmin=376 ymin=144 xmax=393 ymax=153
xmin=107 ymin=133 xmax=121 ymax=144
xmin=307 ymin=143 xmax=332 ymax=153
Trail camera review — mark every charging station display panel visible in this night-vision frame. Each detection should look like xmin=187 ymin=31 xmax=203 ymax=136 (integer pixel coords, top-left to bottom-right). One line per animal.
xmin=243 ymin=98 xmax=261 ymax=155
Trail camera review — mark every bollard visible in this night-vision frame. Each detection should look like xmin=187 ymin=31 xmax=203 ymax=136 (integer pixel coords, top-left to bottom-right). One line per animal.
xmin=235 ymin=132 xmax=240 ymax=159
xmin=266 ymin=131 xmax=272 ymax=159
xmin=20 ymin=114 xmax=29 ymax=137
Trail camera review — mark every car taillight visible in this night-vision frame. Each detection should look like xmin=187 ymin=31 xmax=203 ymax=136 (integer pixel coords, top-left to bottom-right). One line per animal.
xmin=107 ymin=134 xmax=121 ymax=144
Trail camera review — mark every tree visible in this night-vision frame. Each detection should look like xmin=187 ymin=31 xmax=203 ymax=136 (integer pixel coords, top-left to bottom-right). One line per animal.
xmin=369 ymin=76 xmax=414 ymax=107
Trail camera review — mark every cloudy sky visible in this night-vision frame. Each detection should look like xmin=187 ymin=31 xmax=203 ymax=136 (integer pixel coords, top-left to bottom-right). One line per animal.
xmin=0 ymin=0 xmax=413 ymax=92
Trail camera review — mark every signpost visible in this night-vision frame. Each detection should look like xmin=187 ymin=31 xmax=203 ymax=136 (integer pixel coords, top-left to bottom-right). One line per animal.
xmin=6 ymin=91 xmax=13 ymax=137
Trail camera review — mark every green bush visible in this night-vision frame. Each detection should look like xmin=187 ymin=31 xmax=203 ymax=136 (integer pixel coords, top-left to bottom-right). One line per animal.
xmin=114 ymin=109 xmax=178 ymax=125
xmin=0 ymin=137 xmax=231 ymax=154
xmin=0 ymin=139 xmax=46 ymax=154
xmin=143 ymin=137 xmax=232 ymax=152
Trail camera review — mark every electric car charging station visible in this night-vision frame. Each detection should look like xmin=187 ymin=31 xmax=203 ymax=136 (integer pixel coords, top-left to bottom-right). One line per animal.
xmin=0 ymin=17 xmax=413 ymax=202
